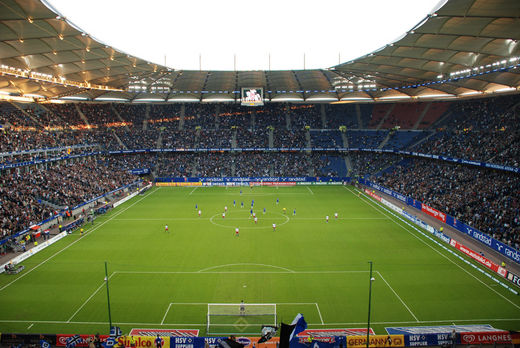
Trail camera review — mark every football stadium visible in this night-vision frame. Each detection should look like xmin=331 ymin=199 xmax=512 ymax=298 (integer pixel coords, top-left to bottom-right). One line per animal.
xmin=0 ymin=0 xmax=520 ymax=347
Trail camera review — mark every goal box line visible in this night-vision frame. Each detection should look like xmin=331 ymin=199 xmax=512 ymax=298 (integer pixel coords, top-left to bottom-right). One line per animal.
xmin=207 ymin=303 xmax=277 ymax=334
xmin=207 ymin=303 xmax=277 ymax=306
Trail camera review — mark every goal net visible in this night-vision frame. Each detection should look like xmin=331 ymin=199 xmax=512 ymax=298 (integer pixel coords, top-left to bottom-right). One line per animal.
xmin=206 ymin=303 xmax=277 ymax=335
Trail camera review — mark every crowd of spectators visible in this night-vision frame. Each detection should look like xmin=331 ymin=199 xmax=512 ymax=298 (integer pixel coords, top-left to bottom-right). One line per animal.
xmin=79 ymin=103 xmax=122 ymax=126
xmin=235 ymin=128 xmax=268 ymax=148
xmin=0 ymin=158 xmax=137 ymax=238
xmin=115 ymin=128 xmax=159 ymax=149
xmin=45 ymin=103 xmax=84 ymax=127
xmin=0 ymin=103 xmax=39 ymax=129
xmin=347 ymin=130 xmax=388 ymax=148
xmin=273 ymin=130 xmax=307 ymax=148
xmin=325 ymin=104 xmax=358 ymax=130
xmin=156 ymin=153 xmax=196 ymax=177
xmin=349 ymin=152 xmax=404 ymax=177
xmin=414 ymin=95 xmax=519 ymax=166
xmin=113 ymin=103 xmax=147 ymax=127
xmin=198 ymin=129 xmax=233 ymax=148
xmin=161 ymin=128 xmax=197 ymax=149
xmin=290 ymin=105 xmax=322 ymax=129
xmin=373 ymin=156 xmax=520 ymax=250
xmin=100 ymin=153 xmax=159 ymax=172
xmin=311 ymin=130 xmax=344 ymax=148
xmin=153 ymin=152 xmax=338 ymax=177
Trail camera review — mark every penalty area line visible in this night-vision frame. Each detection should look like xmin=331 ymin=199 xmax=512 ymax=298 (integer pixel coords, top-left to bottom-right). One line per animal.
xmin=315 ymin=303 xmax=324 ymax=324
xmin=161 ymin=303 xmax=173 ymax=325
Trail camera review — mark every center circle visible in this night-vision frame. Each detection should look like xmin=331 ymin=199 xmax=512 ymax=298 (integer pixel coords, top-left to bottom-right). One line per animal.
xmin=209 ymin=210 xmax=290 ymax=229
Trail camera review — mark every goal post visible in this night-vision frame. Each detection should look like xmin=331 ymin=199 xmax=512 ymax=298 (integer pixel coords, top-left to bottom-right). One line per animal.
xmin=207 ymin=303 xmax=277 ymax=335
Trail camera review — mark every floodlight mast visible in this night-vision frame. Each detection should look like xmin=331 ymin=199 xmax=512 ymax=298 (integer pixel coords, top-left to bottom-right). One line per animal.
xmin=105 ymin=261 xmax=113 ymax=331
xmin=366 ymin=261 xmax=374 ymax=348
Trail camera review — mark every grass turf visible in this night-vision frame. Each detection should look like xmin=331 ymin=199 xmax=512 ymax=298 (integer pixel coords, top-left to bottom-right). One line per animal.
xmin=0 ymin=185 xmax=519 ymax=335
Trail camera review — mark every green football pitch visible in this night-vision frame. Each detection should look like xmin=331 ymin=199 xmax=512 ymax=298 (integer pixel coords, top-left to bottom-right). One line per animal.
xmin=1 ymin=185 xmax=519 ymax=335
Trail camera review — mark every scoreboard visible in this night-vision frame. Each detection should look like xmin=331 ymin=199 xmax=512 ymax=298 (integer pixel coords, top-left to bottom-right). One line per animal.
xmin=241 ymin=87 xmax=264 ymax=106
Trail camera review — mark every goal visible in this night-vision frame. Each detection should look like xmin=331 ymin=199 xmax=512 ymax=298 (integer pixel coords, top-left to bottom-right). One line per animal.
xmin=206 ymin=303 xmax=277 ymax=335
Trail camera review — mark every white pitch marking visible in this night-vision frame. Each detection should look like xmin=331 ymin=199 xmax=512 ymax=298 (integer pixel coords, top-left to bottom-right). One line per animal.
xmin=27 ymin=323 xmax=34 ymax=329
xmin=197 ymin=263 xmax=295 ymax=273
xmin=0 ymin=188 xmax=158 ymax=293
xmin=0 ymin=317 xmax=519 ymax=327
xmin=68 ymin=272 xmax=116 ymax=322
xmin=347 ymin=187 xmax=520 ymax=311
xmin=189 ymin=187 xmax=198 ymax=195
xmin=376 ymin=271 xmax=419 ymax=322
xmin=161 ymin=303 xmax=173 ymax=325
xmin=306 ymin=186 xmax=314 ymax=195
xmin=112 ymin=217 xmax=388 ymax=221
xmin=115 ymin=270 xmax=368 ymax=274
xmin=315 ymin=303 xmax=324 ymax=324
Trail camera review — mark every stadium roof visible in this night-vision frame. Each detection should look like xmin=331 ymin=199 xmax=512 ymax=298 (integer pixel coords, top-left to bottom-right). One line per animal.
xmin=0 ymin=0 xmax=519 ymax=103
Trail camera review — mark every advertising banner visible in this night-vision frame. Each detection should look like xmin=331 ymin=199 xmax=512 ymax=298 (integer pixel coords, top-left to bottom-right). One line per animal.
xmin=362 ymin=179 xmax=520 ymax=266
xmin=129 ymin=168 xmax=151 ymax=175
xmin=169 ymin=337 xmax=281 ymax=348
xmin=117 ymin=335 xmax=170 ymax=348
xmin=408 ymin=199 xmax=422 ymax=210
xmin=364 ymin=189 xmax=382 ymax=202
xmin=1 ymin=334 xmax=56 ymax=346
xmin=459 ymin=331 xmax=512 ymax=344
xmin=346 ymin=335 xmax=404 ymax=348
xmin=506 ymin=271 xmax=520 ymax=286
xmin=381 ymin=198 xmax=403 ymax=215
xmin=366 ymin=182 xmax=407 ymax=203
xmin=130 ymin=329 xmax=199 ymax=337
xmin=296 ymin=329 xmax=374 ymax=343
xmin=453 ymin=223 xmax=520 ymax=264
xmin=156 ymin=182 xmax=202 ymax=187
xmin=57 ymin=334 xmax=109 ymax=347
xmin=155 ymin=177 xmax=348 ymax=184
xmin=420 ymin=203 xmax=446 ymax=223
xmin=252 ymin=182 xmax=297 ymax=186
xmin=293 ymin=338 xmax=346 ymax=348
xmin=449 ymin=239 xmax=507 ymax=276
xmin=170 ymin=337 xmax=226 ymax=348
xmin=403 ymin=333 xmax=452 ymax=346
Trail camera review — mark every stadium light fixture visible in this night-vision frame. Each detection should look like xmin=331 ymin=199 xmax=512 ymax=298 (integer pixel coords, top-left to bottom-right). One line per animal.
xmin=494 ymin=87 xmax=516 ymax=93
xmin=377 ymin=95 xmax=411 ymax=100
xmin=166 ymin=98 xmax=199 ymax=102
xmin=95 ymin=97 xmax=129 ymax=101
xmin=418 ymin=93 xmax=454 ymax=98
xmin=104 ymin=261 xmax=113 ymax=331
xmin=459 ymin=91 xmax=482 ymax=96
xmin=340 ymin=97 xmax=372 ymax=100
xmin=60 ymin=96 xmax=88 ymax=100
xmin=366 ymin=261 xmax=374 ymax=348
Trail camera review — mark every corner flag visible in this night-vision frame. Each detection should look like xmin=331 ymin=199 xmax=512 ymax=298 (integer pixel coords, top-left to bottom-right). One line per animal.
xmin=279 ymin=313 xmax=307 ymax=348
